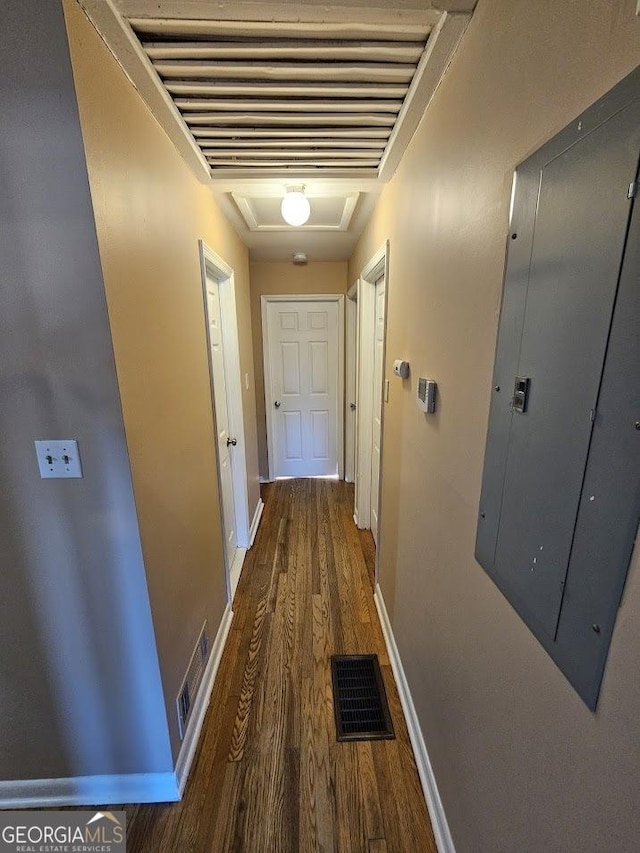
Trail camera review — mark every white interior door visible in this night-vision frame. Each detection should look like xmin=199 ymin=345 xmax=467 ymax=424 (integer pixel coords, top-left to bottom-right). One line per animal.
xmin=370 ymin=274 xmax=385 ymax=545
xmin=266 ymin=299 xmax=340 ymax=478
xmin=205 ymin=274 xmax=240 ymax=594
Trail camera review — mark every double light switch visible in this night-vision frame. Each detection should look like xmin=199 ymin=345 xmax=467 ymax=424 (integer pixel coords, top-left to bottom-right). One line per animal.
xmin=34 ymin=440 xmax=83 ymax=479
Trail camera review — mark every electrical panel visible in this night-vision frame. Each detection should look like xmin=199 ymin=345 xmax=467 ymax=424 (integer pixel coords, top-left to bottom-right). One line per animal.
xmin=475 ymin=67 xmax=640 ymax=709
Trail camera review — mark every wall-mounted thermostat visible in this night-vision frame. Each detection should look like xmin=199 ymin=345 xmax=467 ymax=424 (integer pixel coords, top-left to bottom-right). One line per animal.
xmin=393 ymin=359 xmax=410 ymax=379
xmin=417 ymin=378 xmax=437 ymax=413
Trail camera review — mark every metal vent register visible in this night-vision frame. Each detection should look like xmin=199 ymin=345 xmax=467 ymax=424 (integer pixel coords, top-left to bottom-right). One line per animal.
xmin=176 ymin=621 xmax=210 ymax=739
xmin=331 ymin=654 xmax=394 ymax=741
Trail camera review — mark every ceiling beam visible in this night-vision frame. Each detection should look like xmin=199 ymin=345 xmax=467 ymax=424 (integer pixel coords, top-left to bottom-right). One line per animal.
xmin=175 ymin=98 xmax=404 ymax=113
xmin=185 ymin=113 xmax=397 ymax=126
xmin=79 ymin=0 xmax=211 ymax=182
xmin=144 ymin=41 xmax=425 ymax=62
xmin=116 ymin=2 xmax=446 ymax=26
xmin=191 ymin=127 xmax=391 ymax=139
xmin=209 ymin=168 xmax=380 ymax=182
xmin=199 ymin=139 xmax=386 ymax=149
xmin=165 ymin=81 xmax=409 ymax=99
xmin=149 ymin=61 xmax=415 ymax=83
xmin=207 ymin=159 xmax=380 ymax=167
xmin=203 ymin=149 xmax=383 ymax=159
xmin=378 ymin=12 xmax=470 ymax=180
xmin=150 ymin=42 xmax=424 ymax=62
xmin=129 ymin=19 xmax=433 ymax=40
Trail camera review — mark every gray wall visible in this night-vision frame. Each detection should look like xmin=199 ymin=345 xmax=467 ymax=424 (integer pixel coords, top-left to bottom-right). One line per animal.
xmin=0 ymin=0 xmax=172 ymax=779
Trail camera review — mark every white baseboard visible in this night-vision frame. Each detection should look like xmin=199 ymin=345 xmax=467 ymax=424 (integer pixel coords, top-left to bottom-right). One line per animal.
xmin=258 ymin=476 xmax=271 ymax=484
xmin=175 ymin=603 xmax=234 ymax=795
xmin=374 ymin=584 xmax=456 ymax=853
xmin=353 ymin=510 xmax=359 ymax=528
xmin=0 ymin=772 xmax=179 ymax=810
xmin=249 ymin=498 xmax=265 ymax=547
xmin=229 ymin=548 xmax=246 ymax=601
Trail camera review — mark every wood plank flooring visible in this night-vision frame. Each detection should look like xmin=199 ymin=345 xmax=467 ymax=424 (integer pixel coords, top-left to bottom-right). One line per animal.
xmin=107 ymin=480 xmax=437 ymax=852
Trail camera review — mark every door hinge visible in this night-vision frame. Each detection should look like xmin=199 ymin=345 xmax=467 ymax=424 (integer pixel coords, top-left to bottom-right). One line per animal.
xmin=628 ymin=180 xmax=638 ymax=199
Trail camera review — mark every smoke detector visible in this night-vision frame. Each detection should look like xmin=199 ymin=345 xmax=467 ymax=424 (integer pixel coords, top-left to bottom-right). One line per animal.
xmin=292 ymin=252 xmax=308 ymax=265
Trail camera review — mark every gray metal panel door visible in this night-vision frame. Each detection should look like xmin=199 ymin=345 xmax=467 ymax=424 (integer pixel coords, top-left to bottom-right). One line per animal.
xmin=492 ymin=103 xmax=640 ymax=639
xmin=556 ymin=190 xmax=640 ymax=706
xmin=476 ymin=67 xmax=640 ymax=708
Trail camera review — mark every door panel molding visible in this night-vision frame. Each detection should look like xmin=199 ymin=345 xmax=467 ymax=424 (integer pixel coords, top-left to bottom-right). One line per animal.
xmin=262 ymin=294 xmax=344 ymax=481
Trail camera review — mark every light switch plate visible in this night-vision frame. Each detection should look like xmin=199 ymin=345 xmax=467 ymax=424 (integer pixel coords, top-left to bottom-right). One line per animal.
xmin=35 ymin=440 xmax=83 ymax=479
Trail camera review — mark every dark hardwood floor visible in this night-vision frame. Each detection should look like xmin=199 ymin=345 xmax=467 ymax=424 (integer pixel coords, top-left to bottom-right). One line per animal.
xmin=357 ymin=524 xmax=377 ymax=592
xmin=113 ymin=479 xmax=436 ymax=852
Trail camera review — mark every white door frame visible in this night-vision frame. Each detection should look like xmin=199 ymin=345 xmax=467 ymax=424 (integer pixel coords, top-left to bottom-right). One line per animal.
xmin=262 ymin=294 xmax=345 ymax=482
xmin=345 ymin=281 xmax=358 ymax=483
xmin=355 ymin=242 xmax=390 ymax=567
xmin=199 ymin=240 xmax=251 ymax=601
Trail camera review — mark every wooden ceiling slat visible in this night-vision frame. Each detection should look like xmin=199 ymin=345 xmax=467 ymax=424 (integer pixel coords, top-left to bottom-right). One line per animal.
xmin=145 ymin=41 xmax=424 ymax=62
xmin=191 ymin=127 xmax=392 ymax=138
xmin=199 ymin=139 xmax=386 ymax=149
xmin=153 ymin=60 xmax=417 ymax=81
xmin=207 ymin=159 xmax=380 ymax=167
xmin=201 ymin=148 xmax=382 ymax=158
xmin=175 ymin=98 xmax=403 ymax=113
xmin=130 ymin=18 xmax=432 ymax=41
xmin=165 ymin=81 xmax=409 ymax=99
xmin=185 ymin=113 xmax=397 ymax=126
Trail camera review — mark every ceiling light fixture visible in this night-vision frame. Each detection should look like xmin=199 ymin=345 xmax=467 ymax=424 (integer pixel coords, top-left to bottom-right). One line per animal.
xmin=281 ymin=186 xmax=311 ymax=227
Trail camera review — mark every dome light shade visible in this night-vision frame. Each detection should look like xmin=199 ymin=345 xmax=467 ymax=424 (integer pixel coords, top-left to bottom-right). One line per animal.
xmin=281 ymin=188 xmax=311 ymax=226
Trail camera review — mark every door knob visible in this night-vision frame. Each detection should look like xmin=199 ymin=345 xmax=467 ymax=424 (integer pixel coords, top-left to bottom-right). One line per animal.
xmin=227 ymin=437 xmax=237 ymax=447
xmin=350 ymin=402 xmax=356 ymax=411
xmin=274 ymin=401 xmax=281 ymax=408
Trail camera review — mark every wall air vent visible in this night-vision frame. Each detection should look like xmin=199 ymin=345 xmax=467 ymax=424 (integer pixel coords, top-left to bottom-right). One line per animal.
xmin=176 ymin=620 xmax=210 ymax=740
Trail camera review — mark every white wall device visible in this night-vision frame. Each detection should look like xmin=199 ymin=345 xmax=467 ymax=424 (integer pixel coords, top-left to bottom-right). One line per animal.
xmin=393 ymin=359 xmax=410 ymax=379
xmin=35 ymin=439 xmax=83 ymax=478
xmin=417 ymin=378 xmax=437 ymax=413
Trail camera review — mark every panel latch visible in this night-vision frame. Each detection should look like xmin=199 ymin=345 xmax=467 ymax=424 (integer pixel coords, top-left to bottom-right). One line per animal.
xmin=511 ymin=376 xmax=531 ymax=413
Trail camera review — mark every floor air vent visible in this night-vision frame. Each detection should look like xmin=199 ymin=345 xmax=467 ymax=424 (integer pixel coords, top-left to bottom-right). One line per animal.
xmin=330 ymin=654 xmax=395 ymax=741
xmin=177 ymin=620 xmax=209 ymax=740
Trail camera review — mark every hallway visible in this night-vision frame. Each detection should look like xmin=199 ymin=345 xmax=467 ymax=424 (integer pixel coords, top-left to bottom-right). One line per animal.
xmin=123 ymin=479 xmax=436 ymax=852
xmin=3 ymin=3 xmax=639 ymax=850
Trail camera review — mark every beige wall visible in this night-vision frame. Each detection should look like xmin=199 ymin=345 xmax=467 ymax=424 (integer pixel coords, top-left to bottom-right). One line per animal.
xmin=350 ymin=1 xmax=640 ymax=850
xmin=250 ymin=261 xmax=348 ymax=478
xmin=64 ymin=0 xmax=260 ymax=760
